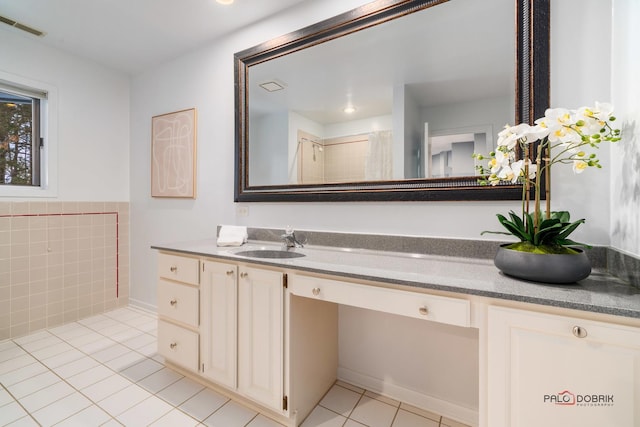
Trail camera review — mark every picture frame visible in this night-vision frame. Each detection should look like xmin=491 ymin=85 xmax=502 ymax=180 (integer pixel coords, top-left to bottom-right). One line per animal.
xmin=151 ymin=108 xmax=197 ymax=198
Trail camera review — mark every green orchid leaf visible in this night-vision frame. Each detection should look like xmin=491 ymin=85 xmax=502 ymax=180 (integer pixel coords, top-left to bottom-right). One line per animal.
xmin=556 ymin=238 xmax=592 ymax=249
xmin=525 ymin=212 xmax=534 ymax=236
xmin=495 ymin=213 xmax=529 ymax=241
xmin=551 ymin=211 xmax=571 ymax=222
xmin=480 ymin=230 xmax=515 ymax=236
xmin=508 ymin=211 xmax=525 ymax=231
xmin=534 ymin=222 xmax=564 ymax=245
xmin=556 ymin=219 xmax=586 ymax=240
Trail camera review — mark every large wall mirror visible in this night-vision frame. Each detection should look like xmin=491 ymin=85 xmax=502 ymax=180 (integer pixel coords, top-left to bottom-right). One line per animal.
xmin=234 ymin=0 xmax=549 ymax=202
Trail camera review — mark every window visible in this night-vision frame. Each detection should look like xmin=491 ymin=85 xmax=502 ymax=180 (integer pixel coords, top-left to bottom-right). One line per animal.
xmin=0 ymin=73 xmax=57 ymax=197
xmin=0 ymin=85 xmax=42 ymax=186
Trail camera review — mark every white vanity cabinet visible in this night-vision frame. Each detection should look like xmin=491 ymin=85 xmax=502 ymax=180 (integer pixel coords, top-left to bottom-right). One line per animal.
xmin=487 ymin=305 xmax=640 ymax=427
xmin=291 ymin=273 xmax=470 ymax=327
xmin=157 ymin=252 xmax=303 ymax=424
xmin=157 ymin=253 xmax=200 ymax=372
xmin=200 ymin=260 xmax=238 ymax=390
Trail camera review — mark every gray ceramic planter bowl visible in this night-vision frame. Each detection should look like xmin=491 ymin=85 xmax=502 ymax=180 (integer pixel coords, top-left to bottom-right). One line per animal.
xmin=494 ymin=244 xmax=592 ymax=284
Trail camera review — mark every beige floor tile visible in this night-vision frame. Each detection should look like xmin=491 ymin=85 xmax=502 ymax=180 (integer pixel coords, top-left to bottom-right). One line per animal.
xmin=81 ymin=374 xmax=132 ymax=402
xmin=440 ymin=417 xmax=472 ymax=427
xmin=136 ymin=367 xmax=183 ymax=393
xmin=1 ymin=307 xmax=454 ymax=427
xmin=97 ymin=383 xmax=152 ymax=416
xmin=392 ymin=409 xmax=439 ymax=427
xmin=0 ymin=401 xmax=30 ymax=425
xmin=7 ymin=371 xmax=61 ymax=399
xmin=179 ymin=387 xmax=228 ymax=421
xmin=150 ymin=408 xmax=200 ymax=426
xmin=350 ymin=395 xmax=398 ymax=427
xmin=19 ymin=381 xmax=75 ymax=413
xmin=0 ymin=362 xmax=47 ymax=386
xmin=157 ymin=376 xmax=205 ymax=407
xmin=203 ymin=400 xmax=257 ymax=427
xmin=301 ymin=405 xmax=347 ymax=427
xmin=116 ymin=395 xmax=174 ymax=426
xmin=247 ymin=414 xmax=286 ymax=426
xmin=319 ymin=383 xmax=362 ymax=417
xmin=31 ymin=392 xmax=92 ymax=426
xmin=54 ymin=404 xmax=112 ymax=426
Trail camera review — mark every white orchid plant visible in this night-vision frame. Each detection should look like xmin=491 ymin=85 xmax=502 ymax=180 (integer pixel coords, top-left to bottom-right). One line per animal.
xmin=474 ymin=102 xmax=621 ymax=254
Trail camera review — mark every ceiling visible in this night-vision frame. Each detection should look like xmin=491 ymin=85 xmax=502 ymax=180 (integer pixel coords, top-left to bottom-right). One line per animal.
xmin=0 ymin=0 xmax=311 ymax=75
xmin=249 ymin=0 xmax=515 ymax=125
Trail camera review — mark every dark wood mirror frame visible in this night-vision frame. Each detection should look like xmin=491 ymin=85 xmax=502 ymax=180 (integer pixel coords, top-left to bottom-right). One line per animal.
xmin=234 ymin=0 xmax=549 ymax=202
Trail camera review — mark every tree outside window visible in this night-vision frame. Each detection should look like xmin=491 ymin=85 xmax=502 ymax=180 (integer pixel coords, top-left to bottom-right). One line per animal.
xmin=0 ymin=89 xmax=40 ymax=186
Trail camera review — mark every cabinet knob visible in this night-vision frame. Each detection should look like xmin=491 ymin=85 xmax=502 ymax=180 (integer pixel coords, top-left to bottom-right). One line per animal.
xmin=312 ymin=287 xmax=321 ymax=296
xmin=170 ymin=266 xmax=178 ymax=273
xmin=572 ymin=326 xmax=587 ymax=338
xmin=418 ymin=306 xmax=429 ymax=316
xmin=170 ymin=342 xmax=177 ymax=349
xmin=169 ymin=299 xmax=177 ymax=306
xmin=240 ymin=272 xmax=248 ymax=278
xmin=226 ymin=270 xmax=234 ymax=276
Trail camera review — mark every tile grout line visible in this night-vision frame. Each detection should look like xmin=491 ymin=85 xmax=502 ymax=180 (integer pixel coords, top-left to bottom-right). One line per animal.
xmin=8 ymin=309 xmax=163 ymax=426
xmin=10 ymin=322 xmax=132 ymax=425
xmin=0 ymin=381 xmax=42 ymax=426
xmin=5 ymin=307 xmax=457 ymax=427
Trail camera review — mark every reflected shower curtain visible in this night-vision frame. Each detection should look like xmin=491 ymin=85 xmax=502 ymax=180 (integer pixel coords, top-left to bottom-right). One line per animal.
xmin=365 ymin=130 xmax=393 ymax=180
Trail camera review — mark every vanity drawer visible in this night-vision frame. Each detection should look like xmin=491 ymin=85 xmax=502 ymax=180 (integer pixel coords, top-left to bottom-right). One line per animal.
xmin=158 ymin=279 xmax=199 ymax=327
xmin=158 ymin=252 xmax=200 ymax=285
xmin=158 ymin=320 xmax=199 ymax=371
xmin=291 ymin=275 xmax=470 ymax=328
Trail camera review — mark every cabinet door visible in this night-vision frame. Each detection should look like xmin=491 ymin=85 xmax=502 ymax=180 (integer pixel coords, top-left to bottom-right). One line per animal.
xmin=200 ymin=260 xmax=237 ymax=389
xmin=488 ymin=306 xmax=640 ymax=427
xmin=238 ymin=266 xmax=284 ymax=412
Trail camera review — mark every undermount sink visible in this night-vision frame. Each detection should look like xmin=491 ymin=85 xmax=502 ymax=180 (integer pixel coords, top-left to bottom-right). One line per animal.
xmin=235 ymin=249 xmax=306 ymax=259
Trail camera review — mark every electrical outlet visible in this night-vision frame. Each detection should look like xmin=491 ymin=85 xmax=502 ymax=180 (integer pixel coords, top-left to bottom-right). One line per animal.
xmin=236 ymin=205 xmax=249 ymax=217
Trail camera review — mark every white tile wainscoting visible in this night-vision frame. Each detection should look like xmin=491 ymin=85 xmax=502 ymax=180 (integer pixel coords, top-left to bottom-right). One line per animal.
xmin=0 ymin=307 xmax=469 ymax=427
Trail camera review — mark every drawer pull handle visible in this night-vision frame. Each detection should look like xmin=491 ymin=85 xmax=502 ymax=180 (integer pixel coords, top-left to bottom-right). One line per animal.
xmin=572 ymin=326 xmax=587 ymax=338
xmin=170 ymin=266 xmax=178 ymax=273
xmin=418 ymin=306 xmax=429 ymax=316
xmin=240 ymin=272 xmax=248 ymax=278
xmin=170 ymin=342 xmax=177 ymax=349
xmin=226 ymin=270 xmax=234 ymax=276
xmin=170 ymin=299 xmax=177 ymax=306
xmin=312 ymin=287 xmax=321 ymax=296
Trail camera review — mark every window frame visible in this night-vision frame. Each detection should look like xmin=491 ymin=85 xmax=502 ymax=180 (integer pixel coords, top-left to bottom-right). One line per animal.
xmin=0 ymin=71 xmax=57 ymax=198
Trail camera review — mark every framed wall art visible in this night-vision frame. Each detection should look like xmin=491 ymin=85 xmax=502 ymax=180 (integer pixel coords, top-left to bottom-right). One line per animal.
xmin=151 ymin=108 xmax=197 ymax=198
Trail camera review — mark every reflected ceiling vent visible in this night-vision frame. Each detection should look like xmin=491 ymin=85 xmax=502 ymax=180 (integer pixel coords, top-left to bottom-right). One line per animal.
xmin=0 ymin=15 xmax=45 ymax=37
xmin=259 ymin=81 xmax=285 ymax=92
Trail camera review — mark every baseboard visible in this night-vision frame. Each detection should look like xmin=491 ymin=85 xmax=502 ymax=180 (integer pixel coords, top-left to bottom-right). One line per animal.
xmin=128 ymin=298 xmax=157 ymax=314
xmin=338 ymin=366 xmax=478 ymax=427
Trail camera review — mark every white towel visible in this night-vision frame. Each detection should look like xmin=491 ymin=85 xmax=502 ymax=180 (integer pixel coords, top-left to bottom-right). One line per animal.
xmin=217 ymin=225 xmax=248 ymax=247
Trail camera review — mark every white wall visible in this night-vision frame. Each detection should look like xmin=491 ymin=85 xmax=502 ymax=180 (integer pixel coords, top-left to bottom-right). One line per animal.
xmin=130 ymin=0 xmax=625 ymax=309
xmin=548 ymin=0 xmax=614 ymax=248
xmin=250 ymin=111 xmax=288 ymax=185
xmin=129 ymin=0 xmax=375 ymax=308
xmin=611 ymin=0 xmax=640 ymax=256
xmin=0 ymin=29 xmax=130 ymax=201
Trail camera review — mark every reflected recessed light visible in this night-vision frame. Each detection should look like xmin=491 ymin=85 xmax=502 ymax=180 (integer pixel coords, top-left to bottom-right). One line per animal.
xmin=343 ymin=106 xmax=356 ymax=114
xmin=216 ymin=0 xmax=234 ymax=4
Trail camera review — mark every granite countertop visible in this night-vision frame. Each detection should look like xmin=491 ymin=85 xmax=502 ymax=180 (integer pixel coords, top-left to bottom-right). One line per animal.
xmin=152 ymin=239 xmax=640 ymax=319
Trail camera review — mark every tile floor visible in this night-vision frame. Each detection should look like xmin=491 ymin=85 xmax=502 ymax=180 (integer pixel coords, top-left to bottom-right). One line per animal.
xmin=0 ymin=306 xmax=469 ymax=427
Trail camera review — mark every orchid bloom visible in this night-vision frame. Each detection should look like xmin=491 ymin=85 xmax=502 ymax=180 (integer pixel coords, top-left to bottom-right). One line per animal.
xmin=572 ymin=152 xmax=589 ymax=174
xmin=474 ymin=102 xmax=619 ymax=194
xmin=489 ymin=149 xmax=510 ymax=174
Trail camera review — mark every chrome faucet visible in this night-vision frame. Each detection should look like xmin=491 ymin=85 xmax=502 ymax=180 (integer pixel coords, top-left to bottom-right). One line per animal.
xmin=281 ymin=227 xmax=304 ymax=249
